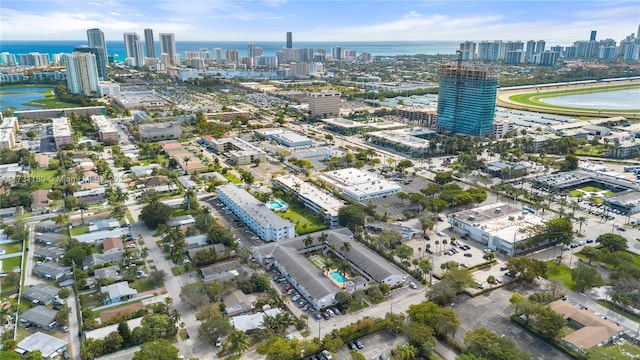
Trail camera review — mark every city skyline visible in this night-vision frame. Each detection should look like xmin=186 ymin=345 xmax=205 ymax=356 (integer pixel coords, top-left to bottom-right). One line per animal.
xmin=0 ymin=1 xmax=638 ymax=42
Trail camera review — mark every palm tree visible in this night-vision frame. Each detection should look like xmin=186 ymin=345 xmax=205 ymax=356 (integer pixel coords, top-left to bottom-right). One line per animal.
xmin=337 ymin=260 xmax=350 ymax=289
xmin=78 ymin=202 xmax=88 ymax=225
xmin=577 ymin=216 xmax=587 ymax=235
xmin=340 ymin=241 xmax=352 ymax=261
xmin=319 ymin=232 xmax=328 ymax=243
xmin=182 ymin=156 xmax=191 ymax=172
xmin=274 ymin=312 xmax=295 ymax=333
xmin=240 ymin=171 xmax=254 ymax=189
xmin=435 ymin=240 xmax=440 ymax=253
xmin=227 ymin=329 xmax=250 ymax=356
xmin=303 ymin=234 xmax=313 ymax=248
xmin=323 ymin=260 xmax=334 ymax=275
xmin=54 ymin=213 xmax=69 ymax=226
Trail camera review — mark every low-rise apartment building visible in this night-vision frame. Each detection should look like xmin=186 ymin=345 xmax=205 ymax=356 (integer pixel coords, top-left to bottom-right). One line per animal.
xmin=91 ymin=115 xmax=119 ymax=142
xmin=319 ymin=168 xmax=401 ymax=201
xmin=216 ymin=184 xmax=295 ymax=242
xmin=274 ymin=175 xmax=343 ymax=228
xmin=52 ymin=117 xmax=74 ymax=148
xmin=204 ymin=137 xmax=267 ymax=165
xmin=139 ymin=121 xmax=181 ymax=141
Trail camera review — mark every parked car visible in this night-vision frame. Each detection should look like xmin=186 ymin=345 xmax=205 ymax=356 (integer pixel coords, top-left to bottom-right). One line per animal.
xmin=409 ymin=282 xmax=417 ymax=289
xmin=463 ymin=253 xmax=472 ymax=257
xmin=586 ymin=239 xmax=594 ymax=243
xmin=355 ymin=340 xmax=364 ymax=349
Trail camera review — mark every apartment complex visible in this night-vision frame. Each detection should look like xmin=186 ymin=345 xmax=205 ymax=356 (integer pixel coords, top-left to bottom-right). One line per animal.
xmin=216 ymin=184 xmax=295 ymax=242
xmin=91 ymin=115 xmax=119 ymax=142
xmin=366 ymin=128 xmax=435 ymax=158
xmin=62 ymin=52 xmax=100 ymax=96
xmin=86 ymin=28 xmax=108 ymax=67
xmin=52 ymin=117 xmax=74 ymax=148
xmin=202 ymin=136 xmax=267 ymax=165
xmin=319 ymin=168 xmax=401 ymax=201
xmin=436 ymin=63 xmax=498 ymax=137
xmin=396 ymin=106 xmax=437 ymax=127
xmin=274 ymin=175 xmax=344 ymax=228
xmin=307 ymin=91 xmax=340 ymax=117
xmin=138 ymin=121 xmax=181 ymax=141
xmin=0 ymin=116 xmax=19 ymax=150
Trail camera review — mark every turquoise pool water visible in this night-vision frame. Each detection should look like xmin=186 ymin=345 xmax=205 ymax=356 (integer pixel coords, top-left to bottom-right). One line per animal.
xmin=329 ymin=271 xmax=346 ymax=283
xmin=267 ymin=199 xmax=288 ymax=211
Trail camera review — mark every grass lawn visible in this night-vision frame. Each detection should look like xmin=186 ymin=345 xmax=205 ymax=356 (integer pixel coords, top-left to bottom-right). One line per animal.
xmin=581 ymin=185 xmax=604 ymax=193
xmin=568 ymin=190 xmax=582 ymax=197
xmin=70 ymin=225 xmax=89 ymax=236
xmin=179 ymin=329 xmax=189 ymax=341
xmin=574 ymin=144 xmax=607 ymax=157
xmin=30 ymin=168 xmax=58 ymax=190
xmin=546 ymin=261 xmax=576 ymax=290
xmin=276 ymin=207 xmax=328 ymax=235
xmin=588 ymin=342 xmax=640 ymax=358
xmin=596 ymin=299 xmax=640 ymax=323
xmin=1 ymin=242 xmax=23 ymax=254
xmin=1 ymin=256 xmax=22 ymax=272
xmin=223 ymin=172 xmax=242 ymax=184
xmin=131 ymin=278 xmax=155 ymax=292
xmin=125 ymin=209 xmax=135 ymax=225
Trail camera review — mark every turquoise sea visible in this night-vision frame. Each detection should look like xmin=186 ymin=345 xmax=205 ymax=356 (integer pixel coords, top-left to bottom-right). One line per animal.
xmin=0 ymin=40 xmax=460 ymax=62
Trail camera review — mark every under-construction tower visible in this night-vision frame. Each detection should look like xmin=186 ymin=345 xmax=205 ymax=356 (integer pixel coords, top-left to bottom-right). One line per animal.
xmin=436 ymin=59 xmax=498 ymax=137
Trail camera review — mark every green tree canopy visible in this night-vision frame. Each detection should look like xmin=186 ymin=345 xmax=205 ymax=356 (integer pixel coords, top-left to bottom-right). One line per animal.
xmin=338 ymin=204 xmax=366 ymax=231
xmin=463 ymin=327 xmax=532 ymax=360
xmin=596 ymin=233 xmax=629 ymax=252
xmin=132 ymin=339 xmax=180 ymax=360
xmin=139 ymin=199 xmax=174 ymax=229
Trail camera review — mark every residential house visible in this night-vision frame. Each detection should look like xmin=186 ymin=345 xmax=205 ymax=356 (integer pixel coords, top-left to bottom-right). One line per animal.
xmin=200 ymin=260 xmax=254 ymax=284
xmin=166 ymin=215 xmax=196 ymax=229
xmin=31 ymin=189 xmax=50 ymax=215
xmin=231 ymin=308 xmax=281 ymax=332
xmin=222 ymin=289 xmax=253 ymax=316
xmin=23 ymin=284 xmax=61 ymax=305
xmin=16 ymin=331 xmax=68 ymax=360
xmin=548 ymin=300 xmax=624 ymax=352
xmin=185 ymin=234 xmax=209 ymax=249
xmin=35 ymin=233 xmax=66 ymax=247
xmin=74 ymin=228 xmax=124 ymax=244
xmin=177 ymin=175 xmax=198 ymax=189
xmin=34 ymin=247 xmax=66 ymax=262
xmin=102 ymin=237 xmax=124 ymax=253
xmin=73 ymin=187 xmax=107 ymax=205
xmin=35 ymin=220 xmax=65 ymax=233
xmin=20 ymin=305 xmax=57 ymax=330
xmin=82 ymin=252 xmax=124 ymax=270
xmin=161 ymin=198 xmax=185 ymax=209
xmin=101 ymin=281 xmax=138 ymax=304
xmin=94 ymin=265 xmax=121 ymax=280
xmin=33 ymin=263 xmax=71 ymax=280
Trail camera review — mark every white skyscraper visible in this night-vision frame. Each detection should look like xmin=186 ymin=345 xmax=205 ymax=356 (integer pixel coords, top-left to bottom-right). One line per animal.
xmin=62 ymin=52 xmax=99 ymax=96
xmin=123 ymin=32 xmax=140 ymax=63
xmin=1 ymin=52 xmax=16 ymax=66
xmin=159 ymin=33 xmax=177 ymax=64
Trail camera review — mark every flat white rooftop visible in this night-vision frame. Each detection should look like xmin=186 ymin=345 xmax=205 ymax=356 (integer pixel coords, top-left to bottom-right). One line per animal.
xmin=276 ymin=175 xmax=344 ymax=216
xmin=217 ymin=184 xmax=293 ymax=229
xmin=52 ymin=117 xmax=72 ymax=137
xmin=91 ymin=115 xmax=118 ymax=134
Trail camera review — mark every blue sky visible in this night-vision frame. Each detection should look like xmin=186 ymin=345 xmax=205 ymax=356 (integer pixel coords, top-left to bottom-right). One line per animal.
xmin=1 ymin=0 xmax=638 ymax=42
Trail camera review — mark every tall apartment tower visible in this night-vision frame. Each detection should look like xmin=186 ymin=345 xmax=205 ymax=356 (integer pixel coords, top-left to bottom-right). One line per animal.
xmin=144 ymin=28 xmax=156 ymax=58
xmin=159 ymin=33 xmax=177 ymax=64
xmin=62 ymin=52 xmax=99 ymax=96
xmin=436 ymin=63 xmax=498 ymax=137
xmin=590 ymin=30 xmax=597 ymax=41
xmin=331 ymin=46 xmax=342 ymax=60
xmin=247 ymin=43 xmax=255 ymax=57
xmin=459 ymin=41 xmax=476 ymax=60
xmin=525 ymin=40 xmax=536 ymax=59
xmin=286 ymin=32 xmax=293 ymax=48
xmin=74 ymin=45 xmax=107 ymax=80
xmin=123 ymin=32 xmax=140 ymax=62
xmin=86 ymin=28 xmax=108 ymax=66
xmin=536 ymin=40 xmax=546 ymax=54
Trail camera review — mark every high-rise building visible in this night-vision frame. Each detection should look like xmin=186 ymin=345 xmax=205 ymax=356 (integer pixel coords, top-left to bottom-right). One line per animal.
xmin=459 ymin=41 xmax=476 ymax=60
xmin=590 ymin=30 xmax=597 ymax=42
xmin=87 ymin=28 xmax=108 ymax=66
xmin=538 ymin=50 xmax=558 ymax=66
xmin=247 ymin=43 xmax=255 ymax=58
xmin=159 ymin=33 xmax=177 ymax=64
xmin=307 ymin=91 xmax=340 ymax=117
xmin=133 ymin=40 xmax=145 ymax=67
xmin=436 ymin=63 xmax=498 ymax=137
xmin=74 ymin=46 xmax=107 ymax=80
xmin=536 ymin=40 xmax=546 ymax=54
xmin=331 ymin=46 xmax=342 ymax=60
xmin=286 ymin=32 xmax=293 ymax=48
xmin=525 ymin=40 xmax=536 ymax=60
xmin=62 ymin=52 xmax=99 ymax=96
xmin=144 ymin=28 xmax=156 ymax=58
xmin=17 ymin=53 xmax=50 ymax=67
xmin=1 ymin=52 xmax=17 ymax=66
xmin=123 ymin=32 xmax=140 ymax=62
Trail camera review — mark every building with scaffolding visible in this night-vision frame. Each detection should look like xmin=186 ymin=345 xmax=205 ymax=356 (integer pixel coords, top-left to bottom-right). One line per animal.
xmin=436 ymin=63 xmax=498 ymax=137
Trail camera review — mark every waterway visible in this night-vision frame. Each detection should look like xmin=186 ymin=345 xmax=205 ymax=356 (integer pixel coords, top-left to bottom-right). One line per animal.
xmin=540 ymin=88 xmax=640 ymax=110
xmin=0 ymin=86 xmax=54 ymax=110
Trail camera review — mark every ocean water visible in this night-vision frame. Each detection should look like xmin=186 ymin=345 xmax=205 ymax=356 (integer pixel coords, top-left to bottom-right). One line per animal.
xmin=0 ymin=40 xmax=459 ymax=61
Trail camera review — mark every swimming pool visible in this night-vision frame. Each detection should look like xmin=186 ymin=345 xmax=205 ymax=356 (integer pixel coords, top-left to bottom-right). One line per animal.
xmin=329 ymin=271 xmax=347 ymax=283
xmin=266 ymin=199 xmax=288 ymax=212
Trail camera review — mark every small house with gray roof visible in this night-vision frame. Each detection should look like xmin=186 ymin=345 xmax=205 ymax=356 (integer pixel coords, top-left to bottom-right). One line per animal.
xmin=16 ymin=331 xmax=67 ymax=360
xmin=35 ymin=233 xmax=66 ymax=247
xmin=24 ymin=283 xmax=61 ymax=305
xmin=34 ymin=247 xmax=66 ymax=262
xmin=20 ymin=305 xmax=57 ymax=330
xmin=82 ymin=252 xmax=124 ymax=270
xmin=34 ymin=263 xmax=71 ymax=280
